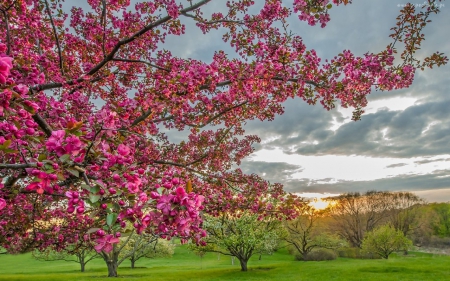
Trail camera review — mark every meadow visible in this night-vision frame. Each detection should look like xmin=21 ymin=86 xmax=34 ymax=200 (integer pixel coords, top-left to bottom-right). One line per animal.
xmin=0 ymin=245 xmax=449 ymax=281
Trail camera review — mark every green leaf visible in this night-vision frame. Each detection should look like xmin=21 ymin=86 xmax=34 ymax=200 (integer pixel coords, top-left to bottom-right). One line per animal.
xmin=59 ymin=154 xmax=71 ymax=163
xmin=157 ymin=187 xmax=164 ymax=195
xmin=90 ymin=185 xmax=100 ymax=194
xmin=89 ymin=194 xmax=101 ymax=203
xmin=66 ymin=168 xmax=79 ymax=177
xmin=87 ymin=228 xmax=100 ymax=234
xmin=2 ymin=139 xmax=11 ymax=148
xmin=38 ymin=154 xmax=47 ymax=161
xmin=81 ymin=184 xmax=91 ymax=191
xmin=107 ymin=213 xmax=118 ymax=226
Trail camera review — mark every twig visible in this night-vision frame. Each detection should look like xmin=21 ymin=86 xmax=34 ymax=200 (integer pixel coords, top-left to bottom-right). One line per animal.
xmin=43 ymin=0 xmax=64 ymax=75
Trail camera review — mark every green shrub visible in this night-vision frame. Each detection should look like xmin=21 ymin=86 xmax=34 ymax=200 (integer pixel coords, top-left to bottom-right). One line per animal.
xmin=296 ymin=249 xmax=337 ymax=261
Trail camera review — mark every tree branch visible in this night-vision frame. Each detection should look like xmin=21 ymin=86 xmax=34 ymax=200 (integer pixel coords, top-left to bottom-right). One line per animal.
xmin=0 ymin=9 xmax=11 ymax=55
xmin=112 ymin=58 xmax=170 ymax=72
xmin=43 ymin=0 xmax=63 ymax=75
xmin=86 ymin=0 xmax=212 ymax=77
xmin=32 ymin=113 xmax=53 ymax=137
xmin=0 ymin=163 xmax=37 ymax=169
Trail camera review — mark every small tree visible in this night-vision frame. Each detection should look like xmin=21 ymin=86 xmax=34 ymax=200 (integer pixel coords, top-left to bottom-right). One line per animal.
xmin=361 ymin=225 xmax=412 ymax=259
xmin=32 ymin=245 xmax=99 ymax=272
xmin=197 ymin=212 xmax=284 ymax=271
xmin=120 ymin=233 xmax=174 ymax=269
xmin=284 ymin=204 xmax=343 ymax=260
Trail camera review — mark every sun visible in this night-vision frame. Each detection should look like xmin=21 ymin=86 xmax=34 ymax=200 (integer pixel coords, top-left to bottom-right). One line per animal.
xmin=308 ymin=198 xmax=330 ymax=210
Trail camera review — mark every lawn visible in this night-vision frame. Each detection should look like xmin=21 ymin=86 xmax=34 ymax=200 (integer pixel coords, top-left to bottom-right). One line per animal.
xmin=0 ymin=245 xmax=449 ymax=281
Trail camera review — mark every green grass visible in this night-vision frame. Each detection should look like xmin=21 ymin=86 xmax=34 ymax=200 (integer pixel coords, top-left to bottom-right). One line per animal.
xmin=1 ymin=246 xmax=450 ymax=281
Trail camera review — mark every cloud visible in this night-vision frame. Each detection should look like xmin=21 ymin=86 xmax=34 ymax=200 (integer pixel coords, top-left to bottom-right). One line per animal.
xmin=386 ymin=163 xmax=408 ymax=168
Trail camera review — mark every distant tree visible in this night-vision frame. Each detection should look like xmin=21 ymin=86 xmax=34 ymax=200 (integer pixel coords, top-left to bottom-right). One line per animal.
xmin=284 ymin=204 xmax=343 ymax=260
xmin=387 ymin=192 xmax=424 ymax=236
xmin=327 ymin=191 xmax=391 ymax=248
xmin=429 ymin=203 xmax=450 ymax=237
xmin=196 ymin=212 xmax=284 ymax=271
xmin=32 ymin=242 xmax=99 ymax=272
xmin=361 ymin=225 xmax=412 ymax=259
xmin=120 ymin=233 xmax=174 ymax=269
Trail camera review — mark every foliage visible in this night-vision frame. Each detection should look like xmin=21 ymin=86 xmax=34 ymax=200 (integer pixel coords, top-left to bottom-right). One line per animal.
xmin=429 ymin=203 xmax=450 ymax=237
xmin=120 ymin=233 xmax=174 ymax=268
xmin=0 ymin=0 xmax=447 ymax=276
xmin=32 ymin=245 xmax=99 ymax=272
xmin=194 ymin=212 xmax=284 ymax=271
xmin=299 ymin=248 xmax=337 ymax=261
xmin=284 ymin=203 xmax=344 ymax=260
xmin=386 ymin=192 xmax=424 ymax=236
xmin=361 ymin=225 xmax=412 ymax=259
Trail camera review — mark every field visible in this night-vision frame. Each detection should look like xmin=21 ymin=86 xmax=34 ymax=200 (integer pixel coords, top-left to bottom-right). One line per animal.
xmin=0 ymin=245 xmax=449 ymax=281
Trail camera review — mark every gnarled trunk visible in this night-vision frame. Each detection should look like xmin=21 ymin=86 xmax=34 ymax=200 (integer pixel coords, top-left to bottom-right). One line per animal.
xmin=106 ymin=260 xmax=118 ymax=277
xmin=101 ymin=249 xmax=119 ymax=277
xmin=239 ymin=258 xmax=248 ymax=271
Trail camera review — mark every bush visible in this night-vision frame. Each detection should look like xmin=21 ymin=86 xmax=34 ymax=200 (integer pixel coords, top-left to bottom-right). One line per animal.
xmin=295 ymin=249 xmax=337 ymax=261
xmin=337 ymin=247 xmax=381 ymax=259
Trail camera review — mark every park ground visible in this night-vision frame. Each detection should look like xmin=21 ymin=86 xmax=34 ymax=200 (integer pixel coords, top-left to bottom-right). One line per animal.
xmin=0 ymin=245 xmax=449 ymax=281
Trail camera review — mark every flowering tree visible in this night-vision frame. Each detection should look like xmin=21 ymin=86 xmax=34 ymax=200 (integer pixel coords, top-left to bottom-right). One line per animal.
xmin=361 ymin=224 xmax=412 ymax=259
xmin=194 ymin=212 xmax=285 ymax=271
xmin=0 ymin=0 xmax=447 ymax=277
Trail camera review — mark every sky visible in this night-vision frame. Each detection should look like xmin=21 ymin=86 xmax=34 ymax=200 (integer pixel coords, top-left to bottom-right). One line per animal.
xmin=241 ymin=0 xmax=450 ymax=202
xmin=192 ymin=0 xmax=450 ymax=202
xmin=158 ymin=0 xmax=450 ymax=202
xmin=71 ymin=1 xmax=450 ymax=202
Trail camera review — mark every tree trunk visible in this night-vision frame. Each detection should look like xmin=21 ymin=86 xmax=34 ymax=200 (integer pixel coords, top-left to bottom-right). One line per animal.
xmin=78 ymin=254 xmax=86 ymax=272
xmin=239 ymin=258 xmax=248 ymax=272
xmin=131 ymin=258 xmax=135 ymax=269
xmin=102 ymin=251 xmax=119 ymax=277
xmin=80 ymin=262 xmax=85 ymax=272
xmin=106 ymin=260 xmax=118 ymax=277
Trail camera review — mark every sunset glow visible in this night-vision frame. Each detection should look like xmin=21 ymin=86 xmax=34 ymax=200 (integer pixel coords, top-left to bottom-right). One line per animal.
xmin=308 ymin=198 xmax=330 ymax=210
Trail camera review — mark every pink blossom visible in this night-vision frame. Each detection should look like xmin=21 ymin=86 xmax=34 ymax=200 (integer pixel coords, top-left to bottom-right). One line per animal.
xmin=46 ymin=130 xmax=66 ymax=156
xmin=94 ymin=234 xmax=120 ymax=253
xmin=65 ymin=135 xmax=84 ymax=156
xmin=0 ymin=198 xmax=6 ymax=210
xmin=117 ymin=144 xmax=130 ymax=156
xmin=0 ymin=56 xmax=13 ymax=84
xmin=157 ymin=194 xmax=173 ymax=215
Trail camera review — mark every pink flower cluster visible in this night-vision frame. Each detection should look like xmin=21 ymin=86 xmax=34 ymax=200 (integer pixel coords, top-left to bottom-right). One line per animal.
xmin=46 ymin=130 xmax=85 ymax=158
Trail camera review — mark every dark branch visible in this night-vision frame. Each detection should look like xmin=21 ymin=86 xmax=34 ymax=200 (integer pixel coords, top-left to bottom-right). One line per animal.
xmin=44 ymin=0 xmax=63 ymax=75
xmin=112 ymin=58 xmax=170 ymax=72
xmin=0 ymin=9 xmax=10 ymax=55
xmin=32 ymin=114 xmax=52 ymax=137
xmin=0 ymin=163 xmax=37 ymax=169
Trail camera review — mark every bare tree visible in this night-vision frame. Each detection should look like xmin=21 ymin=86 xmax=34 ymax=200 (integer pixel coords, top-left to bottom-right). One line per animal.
xmin=284 ymin=204 xmax=343 ymax=259
xmin=387 ymin=192 xmax=424 ymax=236
xmin=327 ymin=191 xmax=391 ymax=248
